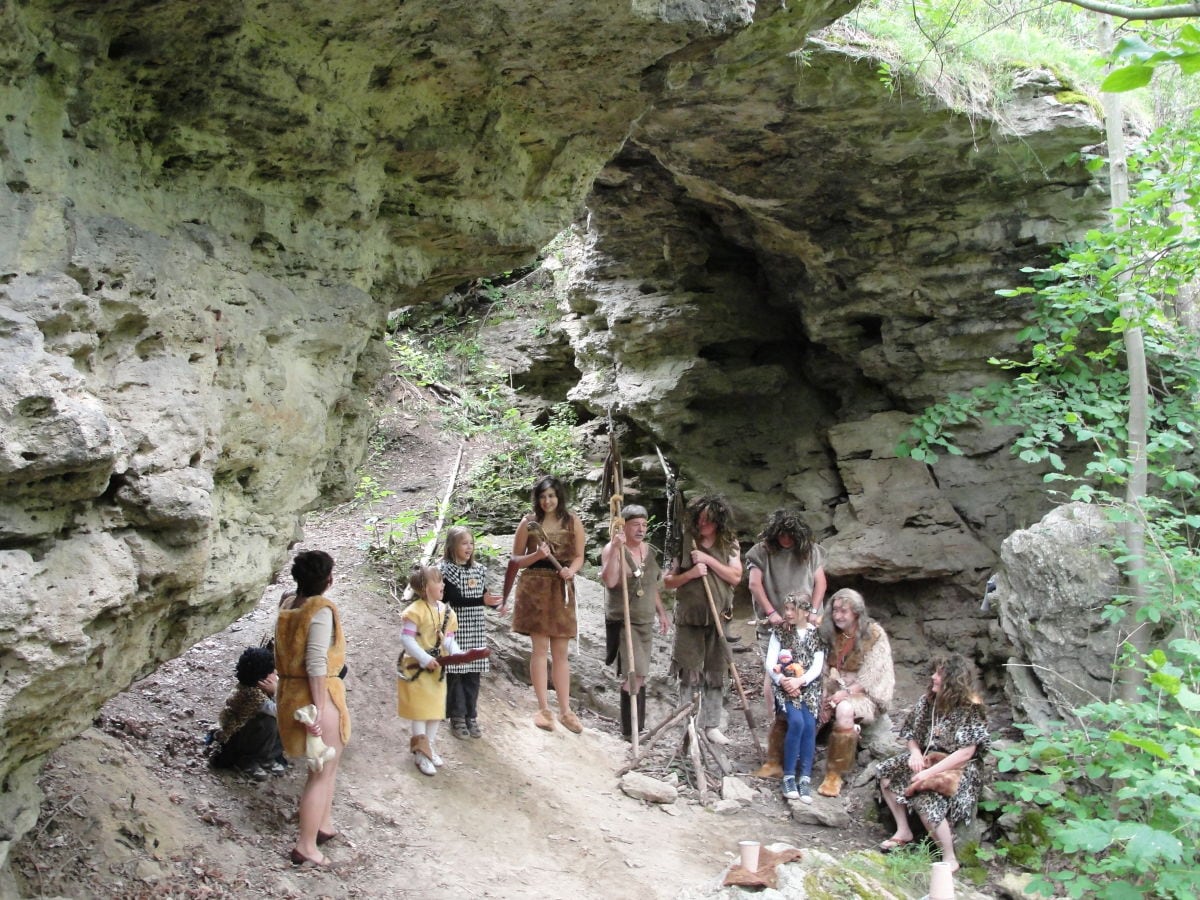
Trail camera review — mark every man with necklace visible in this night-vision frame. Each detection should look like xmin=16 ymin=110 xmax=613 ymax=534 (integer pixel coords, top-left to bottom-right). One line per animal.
xmin=601 ymin=504 xmax=670 ymax=741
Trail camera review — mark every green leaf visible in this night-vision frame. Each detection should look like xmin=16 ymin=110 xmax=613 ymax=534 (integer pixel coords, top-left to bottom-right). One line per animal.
xmin=1109 ymin=731 xmax=1169 ymax=759
xmin=1176 ymin=688 xmax=1200 ymax=712
xmin=1113 ymin=822 xmax=1184 ymax=865
xmin=1057 ymin=819 xmax=1114 ymax=853
xmin=1111 ymin=35 xmax=1156 ymax=62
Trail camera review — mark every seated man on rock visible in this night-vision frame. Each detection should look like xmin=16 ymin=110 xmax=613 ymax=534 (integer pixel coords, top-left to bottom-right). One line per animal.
xmin=815 ymin=588 xmax=895 ymax=797
xmin=208 ymin=646 xmax=288 ymax=781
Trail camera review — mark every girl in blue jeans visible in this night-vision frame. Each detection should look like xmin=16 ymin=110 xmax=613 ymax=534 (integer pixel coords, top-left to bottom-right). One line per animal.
xmin=765 ymin=597 xmax=826 ymax=802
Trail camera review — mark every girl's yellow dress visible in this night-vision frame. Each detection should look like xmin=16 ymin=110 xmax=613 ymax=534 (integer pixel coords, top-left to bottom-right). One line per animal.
xmin=396 ymin=599 xmax=459 ymax=720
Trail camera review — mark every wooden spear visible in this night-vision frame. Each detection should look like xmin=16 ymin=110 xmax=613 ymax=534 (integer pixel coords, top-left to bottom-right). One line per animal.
xmin=656 ymin=446 xmax=762 ymax=761
xmin=609 ymin=493 xmax=640 ymax=758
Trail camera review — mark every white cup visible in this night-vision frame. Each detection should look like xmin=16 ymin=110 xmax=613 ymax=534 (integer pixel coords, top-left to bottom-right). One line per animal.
xmin=738 ymin=840 xmax=760 ymax=871
xmin=929 ymin=861 xmax=955 ymax=900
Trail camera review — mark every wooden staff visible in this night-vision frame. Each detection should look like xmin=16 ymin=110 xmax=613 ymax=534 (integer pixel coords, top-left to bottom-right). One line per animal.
xmin=609 ymin=493 xmax=640 ymax=758
xmin=525 ymin=521 xmax=575 ymax=606
xmin=684 ymin=524 xmax=764 ymax=762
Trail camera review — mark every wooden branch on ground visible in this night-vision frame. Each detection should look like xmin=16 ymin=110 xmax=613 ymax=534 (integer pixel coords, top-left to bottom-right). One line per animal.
xmin=616 ymin=700 xmax=694 ymax=776
xmin=697 ymin=728 xmax=733 ymax=778
xmin=687 ymin=717 xmax=707 ymax=802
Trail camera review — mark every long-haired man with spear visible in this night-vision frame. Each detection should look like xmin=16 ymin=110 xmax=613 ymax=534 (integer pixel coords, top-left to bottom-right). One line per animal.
xmin=663 ymin=493 xmax=746 ymax=748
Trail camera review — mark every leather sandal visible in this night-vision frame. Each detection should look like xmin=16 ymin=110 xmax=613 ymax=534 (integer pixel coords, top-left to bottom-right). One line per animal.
xmin=558 ymin=709 xmax=583 ymax=734
xmin=290 ymin=848 xmax=331 ymax=867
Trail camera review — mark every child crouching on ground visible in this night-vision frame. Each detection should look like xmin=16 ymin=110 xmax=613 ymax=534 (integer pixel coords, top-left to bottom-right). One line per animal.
xmin=397 ymin=564 xmax=462 ymax=776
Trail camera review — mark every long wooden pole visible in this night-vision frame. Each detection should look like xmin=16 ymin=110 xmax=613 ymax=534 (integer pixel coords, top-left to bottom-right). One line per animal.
xmin=400 ymin=441 xmax=465 ymax=604
xmin=698 ymin=572 xmax=762 ymax=761
xmin=610 ymin=494 xmax=640 ymax=758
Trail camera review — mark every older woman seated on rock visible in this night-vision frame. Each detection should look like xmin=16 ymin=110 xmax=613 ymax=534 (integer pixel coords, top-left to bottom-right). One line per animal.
xmin=815 ymin=588 xmax=895 ymax=797
xmin=876 ymin=653 xmax=990 ymax=872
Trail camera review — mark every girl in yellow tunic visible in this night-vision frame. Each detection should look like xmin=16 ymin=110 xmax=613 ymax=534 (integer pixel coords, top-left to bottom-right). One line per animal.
xmin=397 ymin=565 xmax=461 ymax=776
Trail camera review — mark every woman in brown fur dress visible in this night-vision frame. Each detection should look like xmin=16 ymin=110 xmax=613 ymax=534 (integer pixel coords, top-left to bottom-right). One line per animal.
xmin=508 ymin=475 xmax=586 ymax=732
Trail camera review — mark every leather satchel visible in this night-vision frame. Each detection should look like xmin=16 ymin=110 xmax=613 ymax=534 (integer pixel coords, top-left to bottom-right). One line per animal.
xmin=905 ymin=751 xmax=963 ymax=798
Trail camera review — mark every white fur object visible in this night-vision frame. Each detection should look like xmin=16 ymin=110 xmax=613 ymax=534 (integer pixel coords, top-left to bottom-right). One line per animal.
xmin=293 ymin=704 xmax=337 ymax=772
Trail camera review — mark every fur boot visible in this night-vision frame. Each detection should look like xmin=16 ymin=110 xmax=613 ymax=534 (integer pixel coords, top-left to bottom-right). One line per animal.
xmin=410 ymin=734 xmax=433 ymax=758
xmin=751 ymin=715 xmax=787 ymax=778
xmin=818 ymin=726 xmax=859 ymax=797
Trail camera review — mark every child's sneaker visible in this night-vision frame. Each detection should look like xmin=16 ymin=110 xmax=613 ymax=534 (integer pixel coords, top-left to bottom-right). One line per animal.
xmin=782 ymin=775 xmax=800 ymax=800
xmin=797 ymin=776 xmax=813 ymax=804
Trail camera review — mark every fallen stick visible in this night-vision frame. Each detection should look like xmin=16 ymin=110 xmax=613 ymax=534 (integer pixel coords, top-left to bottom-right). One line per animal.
xmin=687 ymin=716 xmax=707 ymax=802
xmin=615 ymin=700 xmax=694 ymax=776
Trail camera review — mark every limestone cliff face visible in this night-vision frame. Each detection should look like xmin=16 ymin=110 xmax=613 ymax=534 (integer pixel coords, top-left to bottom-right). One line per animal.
xmin=0 ymin=0 xmax=1105 ymax=870
xmin=0 ymin=0 xmax=757 ymax=867
xmin=562 ymin=30 xmax=1104 ymax=592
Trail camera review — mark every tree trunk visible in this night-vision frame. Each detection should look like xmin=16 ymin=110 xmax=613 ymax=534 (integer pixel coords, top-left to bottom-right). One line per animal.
xmin=1099 ymin=15 xmax=1150 ymax=702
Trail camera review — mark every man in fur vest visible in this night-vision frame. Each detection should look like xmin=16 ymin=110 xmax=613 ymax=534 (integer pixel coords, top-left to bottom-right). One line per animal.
xmin=816 ymin=588 xmax=895 ymax=797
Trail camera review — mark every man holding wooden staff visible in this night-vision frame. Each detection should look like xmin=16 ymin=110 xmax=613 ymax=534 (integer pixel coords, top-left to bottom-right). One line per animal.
xmin=600 ymin=505 xmax=669 ymax=742
xmin=663 ymin=495 xmax=743 ymax=747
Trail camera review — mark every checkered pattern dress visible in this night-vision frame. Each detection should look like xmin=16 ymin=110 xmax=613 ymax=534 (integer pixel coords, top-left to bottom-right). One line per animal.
xmin=438 ymin=560 xmax=492 ymax=674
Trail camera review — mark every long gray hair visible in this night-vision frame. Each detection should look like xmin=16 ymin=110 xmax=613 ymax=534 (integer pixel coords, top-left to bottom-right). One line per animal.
xmin=818 ymin=588 xmax=874 ymax=645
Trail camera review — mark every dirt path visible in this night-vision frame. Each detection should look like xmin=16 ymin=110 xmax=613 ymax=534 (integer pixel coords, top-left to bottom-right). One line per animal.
xmin=14 ymin=403 xmax=819 ymax=899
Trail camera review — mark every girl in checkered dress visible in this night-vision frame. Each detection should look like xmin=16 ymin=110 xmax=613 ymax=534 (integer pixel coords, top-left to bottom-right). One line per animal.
xmin=439 ymin=526 xmax=501 ymax=739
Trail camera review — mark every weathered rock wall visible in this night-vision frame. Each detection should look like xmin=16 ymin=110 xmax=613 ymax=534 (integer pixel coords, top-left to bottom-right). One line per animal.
xmin=561 ymin=29 xmax=1106 ymax=605
xmin=1 ymin=0 xmax=1111 ymax=875
xmin=0 ymin=0 xmax=762 ymax=869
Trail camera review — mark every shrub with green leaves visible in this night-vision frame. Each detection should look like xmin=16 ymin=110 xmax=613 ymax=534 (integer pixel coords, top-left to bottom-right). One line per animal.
xmin=901 ymin=112 xmax=1200 ymax=898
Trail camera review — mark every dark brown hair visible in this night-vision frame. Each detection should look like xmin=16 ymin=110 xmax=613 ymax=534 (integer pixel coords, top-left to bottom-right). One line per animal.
xmin=685 ymin=494 xmax=737 ymax=557
xmin=758 ymin=508 xmax=815 ymax=561
xmin=531 ymin=475 xmax=572 ymax=528
xmin=291 ymin=550 xmax=334 ymax=599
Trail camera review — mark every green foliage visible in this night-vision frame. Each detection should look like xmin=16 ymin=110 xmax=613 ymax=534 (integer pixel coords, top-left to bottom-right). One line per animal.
xmin=986 ymin=639 xmax=1200 ymax=898
xmin=457 ymin=402 xmax=587 ymax=531
xmin=368 ymin=254 xmax=589 ymax=581
xmin=352 ymin=473 xmax=394 ymax=508
xmin=823 ymin=0 xmax=1103 ymax=116
xmin=365 ymin=508 xmax=489 ymax=595
xmin=901 ymin=112 xmax=1200 ymax=898
xmin=899 ymin=114 xmax=1200 ymax=488
xmin=1104 ymin=27 xmax=1200 ymax=94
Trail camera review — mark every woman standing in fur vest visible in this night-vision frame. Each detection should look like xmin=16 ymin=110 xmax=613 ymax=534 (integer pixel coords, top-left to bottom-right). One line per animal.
xmin=275 ymin=550 xmax=351 ymax=867
xmin=816 ymin=588 xmax=894 ymax=797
